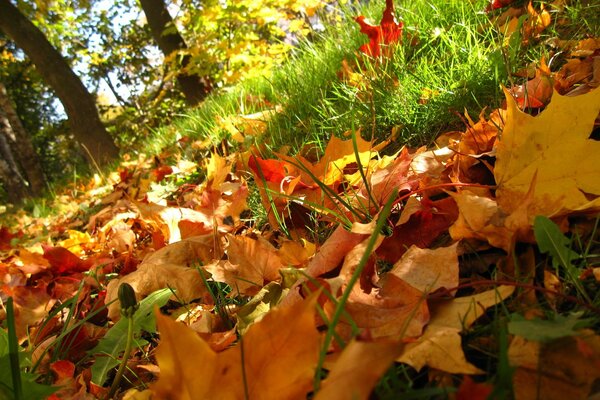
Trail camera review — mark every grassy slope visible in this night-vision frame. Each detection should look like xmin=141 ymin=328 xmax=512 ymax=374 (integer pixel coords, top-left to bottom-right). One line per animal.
xmin=2 ymin=0 xmax=600 ymax=398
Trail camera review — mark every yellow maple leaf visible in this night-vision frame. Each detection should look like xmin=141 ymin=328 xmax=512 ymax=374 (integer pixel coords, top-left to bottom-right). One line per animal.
xmin=495 ymin=87 xmax=600 ymax=216
xmin=152 ymin=295 xmax=320 ymax=400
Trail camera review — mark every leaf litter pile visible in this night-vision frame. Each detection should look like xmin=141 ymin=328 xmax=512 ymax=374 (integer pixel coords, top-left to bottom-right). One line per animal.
xmin=2 ymin=1 xmax=600 ymax=399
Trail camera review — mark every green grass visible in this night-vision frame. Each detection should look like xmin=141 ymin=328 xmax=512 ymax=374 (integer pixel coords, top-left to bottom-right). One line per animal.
xmin=149 ymin=0 xmax=510 ymax=158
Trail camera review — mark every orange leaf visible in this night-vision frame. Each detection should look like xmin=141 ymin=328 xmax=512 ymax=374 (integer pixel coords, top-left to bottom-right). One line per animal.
xmin=152 ymin=295 xmax=320 ymax=400
xmin=42 ymin=245 xmax=92 ymax=274
xmin=315 ymin=339 xmax=403 ymax=400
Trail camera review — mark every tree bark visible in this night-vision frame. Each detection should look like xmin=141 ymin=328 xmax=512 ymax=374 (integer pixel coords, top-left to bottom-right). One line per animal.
xmin=0 ymin=122 xmax=28 ymax=204
xmin=0 ymin=82 xmax=46 ymax=196
xmin=139 ymin=0 xmax=211 ymax=106
xmin=0 ymin=0 xmax=119 ymax=165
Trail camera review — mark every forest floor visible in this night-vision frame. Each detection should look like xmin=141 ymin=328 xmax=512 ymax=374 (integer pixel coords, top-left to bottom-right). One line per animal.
xmin=1 ymin=0 xmax=600 ymax=399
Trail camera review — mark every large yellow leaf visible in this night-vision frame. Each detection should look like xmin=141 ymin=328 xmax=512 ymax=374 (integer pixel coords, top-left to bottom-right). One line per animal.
xmin=152 ymin=295 xmax=320 ymax=400
xmin=495 ymin=87 xmax=600 ymax=216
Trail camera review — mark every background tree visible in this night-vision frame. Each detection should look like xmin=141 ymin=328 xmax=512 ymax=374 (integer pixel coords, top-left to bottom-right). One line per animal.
xmin=0 ymin=0 xmax=119 ymax=165
xmin=0 ymin=114 xmax=29 ymax=204
xmin=0 ymin=82 xmax=46 ymax=196
xmin=139 ymin=0 xmax=211 ymax=106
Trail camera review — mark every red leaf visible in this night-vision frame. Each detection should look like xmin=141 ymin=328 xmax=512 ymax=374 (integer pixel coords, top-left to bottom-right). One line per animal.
xmin=486 ymin=0 xmax=517 ymax=12
xmin=153 ymin=165 xmax=173 ymax=182
xmin=377 ymin=197 xmax=458 ymax=264
xmin=50 ymin=360 xmax=75 ymax=381
xmin=42 ymin=246 xmax=92 ymax=274
xmin=456 ymin=376 xmax=493 ymax=400
xmin=0 ymin=226 xmax=21 ymax=250
xmin=355 ymin=0 xmax=403 ymax=57
xmin=248 ymin=154 xmax=288 ymax=183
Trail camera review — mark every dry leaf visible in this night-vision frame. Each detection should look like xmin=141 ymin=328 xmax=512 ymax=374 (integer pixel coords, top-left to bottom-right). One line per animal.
xmin=389 ymin=243 xmax=459 ymax=294
xmin=315 ymin=339 xmax=403 ymax=400
xmin=152 ymin=295 xmax=320 ymax=400
xmin=398 ymin=286 xmax=514 ymax=373
xmin=105 ymin=235 xmax=218 ymax=320
xmin=509 ymin=332 xmax=600 ymax=400
xmin=205 ymin=234 xmax=285 ymax=295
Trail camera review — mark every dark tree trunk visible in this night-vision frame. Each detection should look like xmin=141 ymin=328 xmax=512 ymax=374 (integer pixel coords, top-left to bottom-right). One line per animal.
xmin=0 ymin=123 xmax=28 ymax=204
xmin=139 ymin=0 xmax=211 ymax=106
xmin=0 ymin=82 xmax=46 ymax=196
xmin=0 ymin=0 xmax=119 ymax=165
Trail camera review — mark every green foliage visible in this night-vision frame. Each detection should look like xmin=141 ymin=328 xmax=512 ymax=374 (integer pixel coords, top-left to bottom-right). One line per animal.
xmin=183 ymin=0 xmax=340 ymax=86
xmin=533 ymin=215 xmax=590 ymax=301
xmin=89 ymin=288 xmax=172 ymax=386
xmin=0 ymin=301 xmax=57 ymax=400
xmin=508 ymin=312 xmax=593 ymax=342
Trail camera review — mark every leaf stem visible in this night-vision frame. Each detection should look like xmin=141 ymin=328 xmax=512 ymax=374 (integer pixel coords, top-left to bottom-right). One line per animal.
xmin=313 ymin=189 xmax=397 ymax=393
xmin=106 ymin=315 xmax=135 ymax=400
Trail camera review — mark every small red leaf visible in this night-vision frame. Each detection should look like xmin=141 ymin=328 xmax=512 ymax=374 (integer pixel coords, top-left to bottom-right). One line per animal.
xmin=153 ymin=165 xmax=173 ymax=182
xmin=42 ymin=246 xmax=92 ymax=274
xmin=248 ymin=154 xmax=288 ymax=183
xmin=0 ymin=226 xmax=21 ymax=250
xmin=355 ymin=0 xmax=403 ymax=57
xmin=456 ymin=376 xmax=493 ymax=400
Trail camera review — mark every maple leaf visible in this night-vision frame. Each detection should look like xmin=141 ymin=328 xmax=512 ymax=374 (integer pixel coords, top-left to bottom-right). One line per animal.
xmin=448 ymin=187 xmax=534 ymax=252
xmin=377 ymin=197 xmax=458 ymax=264
xmin=355 ymin=0 xmax=403 ymax=58
xmin=494 ymin=87 xmax=600 ymax=216
xmin=397 ymin=286 xmax=514 ymax=374
xmin=205 ymin=233 xmax=286 ymax=295
xmin=104 ymin=235 xmax=218 ymax=320
xmin=151 ymin=295 xmax=320 ymax=400
xmin=334 ymin=234 xmax=430 ymax=340
xmin=508 ymin=60 xmax=554 ymax=110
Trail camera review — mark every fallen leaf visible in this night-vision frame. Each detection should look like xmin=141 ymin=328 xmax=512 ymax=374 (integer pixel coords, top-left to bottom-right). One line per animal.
xmin=495 ymin=87 xmax=600 ymax=216
xmin=205 ymin=233 xmax=285 ymax=295
xmin=389 ymin=243 xmax=459 ymax=294
xmin=509 ymin=331 xmax=600 ymax=400
xmin=105 ymin=235 xmax=218 ymax=320
xmin=42 ymin=245 xmax=93 ymax=274
xmin=398 ymin=286 xmax=514 ymax=373
xmin=315 ymin=339 xmax=403 ymax=400
xmin=152 ymin=295 xmax=320 ymax=400
xmin=455 ymin=376 xmax=493 ymax=400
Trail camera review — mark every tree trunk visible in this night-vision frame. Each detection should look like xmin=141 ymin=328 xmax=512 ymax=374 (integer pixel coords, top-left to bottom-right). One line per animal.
xmin=0 ymin=122 xmax=29 ymax=204
xmin=0 ymin=82 xmax=46 ymax=196
xmin=139 ymin=0 xmax=211 ymax=106
xmin=0 ymin=0 xmax=119 ymax=165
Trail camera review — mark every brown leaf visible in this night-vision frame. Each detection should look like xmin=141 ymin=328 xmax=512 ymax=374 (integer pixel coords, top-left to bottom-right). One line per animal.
xmin=205 ymin=233 xmax=285 ymax=295
xmin=509 ymin=332 xmax=600 ymax=400
xmin=105 ymin=235 xmax=218 ymax=320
